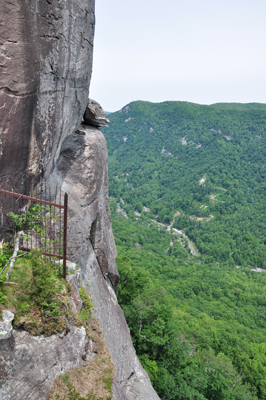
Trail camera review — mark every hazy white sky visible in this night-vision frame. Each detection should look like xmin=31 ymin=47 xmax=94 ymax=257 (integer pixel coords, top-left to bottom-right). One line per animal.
xmin=89 ymin=0 xmax=266 ymax=112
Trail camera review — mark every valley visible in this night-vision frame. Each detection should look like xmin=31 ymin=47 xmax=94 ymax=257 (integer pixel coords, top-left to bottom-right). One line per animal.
xmin=101 ymin=101 xmax=266 ymax=400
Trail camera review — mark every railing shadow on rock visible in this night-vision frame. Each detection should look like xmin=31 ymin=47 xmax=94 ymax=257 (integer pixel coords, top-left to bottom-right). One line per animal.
xmin=0 ymin=179 xmax=68 ymax=279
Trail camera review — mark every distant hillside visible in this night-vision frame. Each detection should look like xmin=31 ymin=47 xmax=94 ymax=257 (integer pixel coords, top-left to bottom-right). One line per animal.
xmin=102 ymin=100 xmax=266 ymax=267
xmin=211 ymin=102 xmax=266 ymax=111
xmin=101 ymin=100 xmax=266 ymax=399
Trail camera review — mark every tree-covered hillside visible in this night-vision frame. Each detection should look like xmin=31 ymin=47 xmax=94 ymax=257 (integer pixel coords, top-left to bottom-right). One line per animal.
xmin=102 ymin=101 xmax=266 ymax=267
xmin=101 ymin=101 xmax=266 ymax=399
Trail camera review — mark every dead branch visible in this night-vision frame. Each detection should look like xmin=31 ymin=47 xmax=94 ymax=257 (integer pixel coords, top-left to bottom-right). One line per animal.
xmin=0 ymin=231 xmax=25 ymax=279
xmin=139 ymin=317 xmax=147 ymax=339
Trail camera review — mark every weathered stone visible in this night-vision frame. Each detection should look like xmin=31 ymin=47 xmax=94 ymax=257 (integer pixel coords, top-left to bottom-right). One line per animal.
xmin=0 ymin=0 xmax=95 ymax=191
xmin=47 ymin=124 xmax=119 ymax=293
xmin=83 ymin=99 xmax=110 ymax=127
xmin=0 ymin=326 xmax=91 ymax=400
xmin=48 ymin=125 xmax=160 ymax=400
xmin=79 ymin=245 xmax=160 ymax=400
xmin=0 ymin=310 xmax=14 ymax=340
xmin=48 ymin=318 xmax=115 ymax=400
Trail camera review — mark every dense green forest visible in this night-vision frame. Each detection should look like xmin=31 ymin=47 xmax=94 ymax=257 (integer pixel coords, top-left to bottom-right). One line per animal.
xmin=103 ymin=101 xmax=266 ymax=267
xmin=101 ymin=101 xmax=266 ymax=399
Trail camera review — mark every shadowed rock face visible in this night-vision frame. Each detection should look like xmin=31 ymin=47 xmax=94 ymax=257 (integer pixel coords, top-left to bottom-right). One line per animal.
xmin=0 ymin=0 xmax=95 ymax=191
xmin=48 ymin=125 xmax=160 ymax=400
xmin=83 ymin=99 xmax=110 ymax=127
xmin=47 ymin=125 xmax=119 ymax=293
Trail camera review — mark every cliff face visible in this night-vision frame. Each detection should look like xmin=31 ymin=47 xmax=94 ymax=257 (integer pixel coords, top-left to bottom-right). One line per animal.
xmin=0 ymin=2 xmax=160 ymax=400
xmin=0 ymin=0 xmax=94 ymax=190
xmin=48 ymin=125 xmax=160 ymax=399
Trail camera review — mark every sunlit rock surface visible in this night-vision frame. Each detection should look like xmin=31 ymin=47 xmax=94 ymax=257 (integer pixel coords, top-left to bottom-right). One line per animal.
xmin=0 ymin=326 xmax=91 ymax=400
xmin=0 ymin=311 xmax=14 ymax=340
xmin=48 ymin=124 xmax=160 ymax=400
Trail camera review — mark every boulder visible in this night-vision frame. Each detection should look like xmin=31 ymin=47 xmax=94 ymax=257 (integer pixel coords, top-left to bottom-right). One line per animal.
xmin=83 ymin=99 xmax=110 ymax=127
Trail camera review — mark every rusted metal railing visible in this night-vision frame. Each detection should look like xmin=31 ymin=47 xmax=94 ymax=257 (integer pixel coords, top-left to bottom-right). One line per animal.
xmin=0 ymin=181 xmax=68 ymax=279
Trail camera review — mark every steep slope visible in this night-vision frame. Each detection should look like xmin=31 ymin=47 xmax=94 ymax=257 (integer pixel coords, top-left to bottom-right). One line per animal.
xmin=0 ymin=123 xmax=160 ymax=400
xmin=100 ymin=101 xmax=266 ymax=399
xmin=0 ymin=3 xmax=159 ymax=400
xmin=102 ymin=100 xmax=266 ymax=268
xmin=48 ymin=124 xmax=160 ymax=400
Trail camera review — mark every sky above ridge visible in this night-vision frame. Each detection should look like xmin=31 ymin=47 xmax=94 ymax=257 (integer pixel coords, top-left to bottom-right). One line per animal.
xmin=89 ymin=0 xmax=266 ymax=112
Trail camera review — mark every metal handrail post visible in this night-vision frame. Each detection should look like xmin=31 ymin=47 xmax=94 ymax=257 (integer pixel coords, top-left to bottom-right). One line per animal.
xmin=63 ymin=193 xmax=68 ymax=279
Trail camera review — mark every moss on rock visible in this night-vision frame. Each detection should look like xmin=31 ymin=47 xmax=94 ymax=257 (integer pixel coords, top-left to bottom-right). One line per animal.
xmin=1 ymin=250 xmax=90 ymax=336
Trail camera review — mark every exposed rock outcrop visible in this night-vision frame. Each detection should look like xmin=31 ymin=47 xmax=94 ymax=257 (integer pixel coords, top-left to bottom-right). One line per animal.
xmin=47 ymin=124 xmax=119 ymax=292
xmin=0 ymin=1 xmax=160 ymax=399
xmin=0 ymin=267 xmax=115 ymax=400
xmin=48 ymin=125 xmax=160 ymax=400
xmin=0 ymin=311 xmax=14 ymax=340
xmin=0 ymin=0 xmax=95 ymax=190
xmin=83 ymin=98 xmax=110 ymax=127
xmin=0 ymin=326 xmax=90 ymax=400
xmin=79 ymin=244 xmax=160 ymax=400
xmin=48 ymin=318 xmax=115 ymax=400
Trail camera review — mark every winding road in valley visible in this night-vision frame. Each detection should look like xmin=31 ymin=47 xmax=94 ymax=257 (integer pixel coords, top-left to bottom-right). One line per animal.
xmin=171 ymin=228 xmax=198 ymax=256
xmin=152 ymin=215 xmax=199 ymax=256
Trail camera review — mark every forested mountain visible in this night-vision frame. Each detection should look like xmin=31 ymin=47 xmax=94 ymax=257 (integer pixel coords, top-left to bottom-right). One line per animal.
xmin=101 ymin=101 xmax=266 ymax=399
xmin=104 ymin=101 xmax=266 ymax=267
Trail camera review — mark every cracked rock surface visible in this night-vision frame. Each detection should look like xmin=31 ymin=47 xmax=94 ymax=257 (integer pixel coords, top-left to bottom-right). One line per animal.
xmin=0 ymin=0 xmax=95 ymax=190
xmin=47 ymin=125 xmax=119 ymax=292
xmin=79 ymin=246 xmax=160 ymax=400
xmin=0 ymin=1 xmax=160 ymax=399
xmin=0 ymin=326 xmax=91 ymax=400
xmin=83 ymin=98 xmax=110 ymax=127
xmin=48 ymin=125 xmax=160 ymax=400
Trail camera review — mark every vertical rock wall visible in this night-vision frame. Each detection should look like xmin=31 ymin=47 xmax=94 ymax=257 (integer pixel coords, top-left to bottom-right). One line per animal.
xmin=48 ymin=125 xmax=160 ymax=400
xmin=0 ymin=1 xmax=160 ymax=399
xmin=0 ymin=0 xmax=95 ymax=190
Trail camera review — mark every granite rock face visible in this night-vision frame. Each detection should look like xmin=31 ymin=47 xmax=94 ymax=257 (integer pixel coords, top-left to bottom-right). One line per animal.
xmin=79 ymin=245 xmax=160 ymax=400
xmin=47 ymin=124 xmax=119 ymax=292
xmin=48 ymin=125 xmax=160 ymax=400
xmin=0 ymin=326 xmax=91 ymax=400
xmin=0 ymin=1 xmax=160 ymax=399
xmin=0 ymin=0 xmax=95 ymax=191
xmin=83 ymin=98 xmax=110 ymax=127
